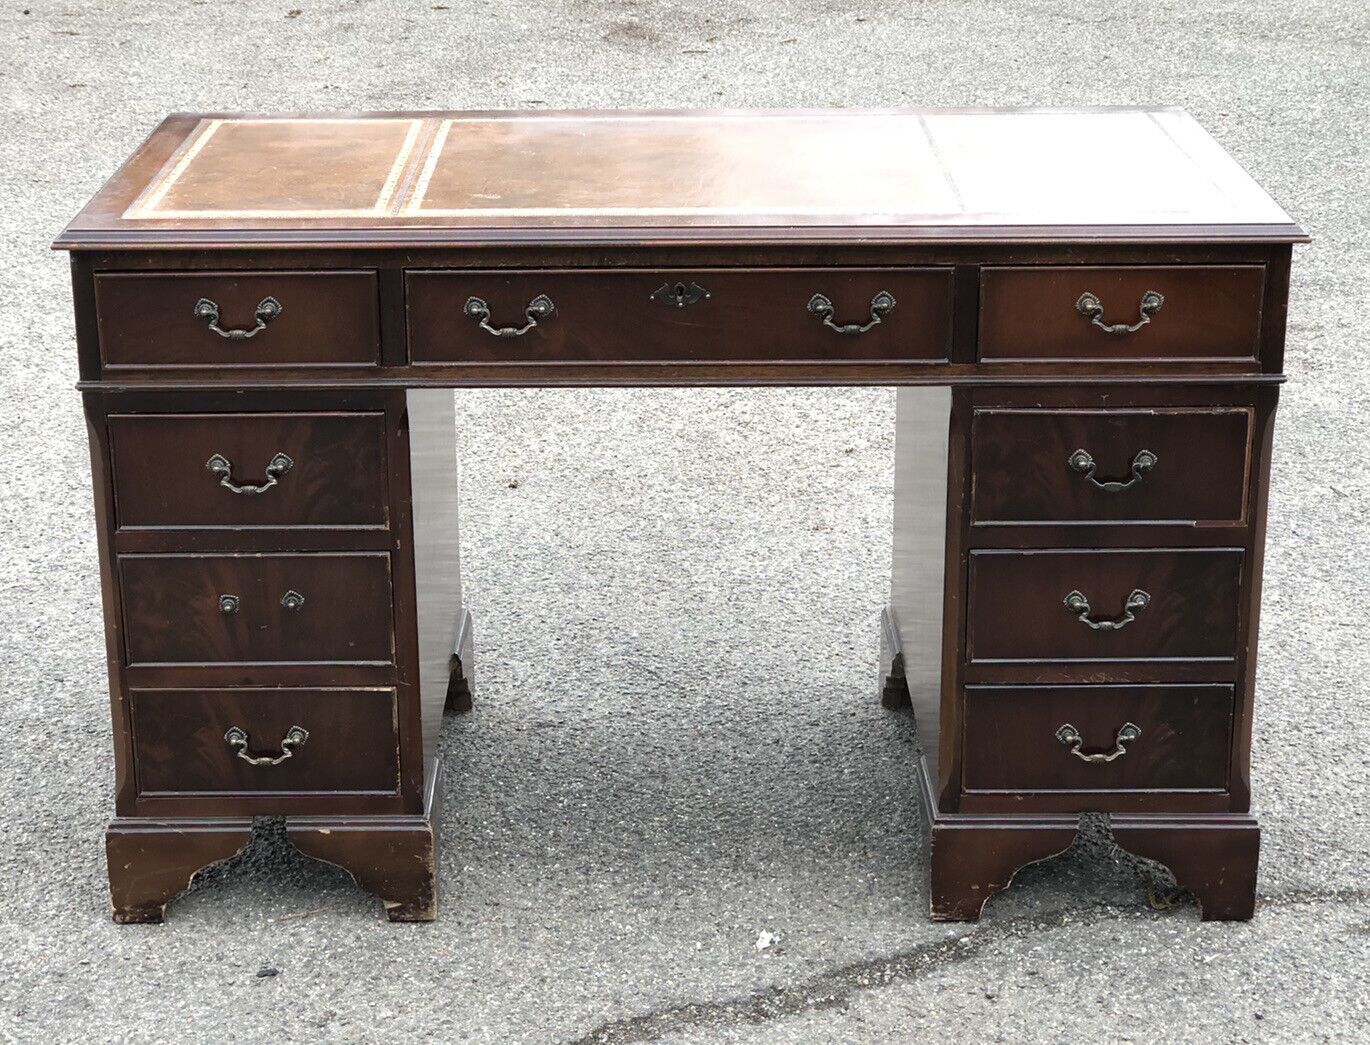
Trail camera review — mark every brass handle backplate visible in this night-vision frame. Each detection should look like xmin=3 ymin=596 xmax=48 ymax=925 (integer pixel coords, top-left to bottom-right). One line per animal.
xmin=193 ymin=296 xmax=282 ymax=339
xmin=1063 ymin=588 xmax=1150 ymax=630
xmin=205 ymin=452 xmax=293 ymax=495
xmin=807 ymin=290 xmax=896 ymax=334
xmin=1056 ymin=722 xmax=1141 ymax=763
xmin=1075 ymin=290 xmax=1164 ymax=334
xmin=224 ymin=725 xmax=309 ymax=766
xmin=1068 ymin=449 xmax=1157 ymax=492
xmin=463 ymin=294 xmax=555 ymax=337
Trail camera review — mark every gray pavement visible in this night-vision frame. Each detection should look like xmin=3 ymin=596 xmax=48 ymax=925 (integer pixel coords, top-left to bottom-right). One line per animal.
xmin=1 ymin=0 xmax=1368 ymax=1041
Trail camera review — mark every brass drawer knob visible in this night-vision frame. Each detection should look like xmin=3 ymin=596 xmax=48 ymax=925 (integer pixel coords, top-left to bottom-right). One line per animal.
xmin=280 ymin=590 xmax=305 ymax=612
xmin=1056 ymin=722 xmax=1141 ymax=763
xmin=218 ymin=594 xmax=240 ymax=615
xmin=193 ymin=296 xmax=282 ymax=340
xmin=1063 ymin=588 xmax=1150 ymax=630
xmin=1067 ymin=448 xmax=1157 ymax=492
xmin=807 ymin=290 xmax=896 ymax=335
xmin=1075 ymin=290 xmax=1164 ymax=334
xmin=224 ymin=725 xmax=309 ymax=767
xmin=205 ymin=452 xmax=294 ymax=495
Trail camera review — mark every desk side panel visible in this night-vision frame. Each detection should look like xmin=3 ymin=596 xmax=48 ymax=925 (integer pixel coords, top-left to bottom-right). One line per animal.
xmin=890 ymin=387 xmax=952 ymax=791
xmin=406 ymin=390 xmax=465 ymax=771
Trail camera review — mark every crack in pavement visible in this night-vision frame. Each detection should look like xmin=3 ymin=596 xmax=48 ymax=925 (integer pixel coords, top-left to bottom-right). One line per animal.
xmin=567 ymin=887 xmax=1370 ymax=1044
xmin=566 ymin=908 xmax=1078 ymax=1045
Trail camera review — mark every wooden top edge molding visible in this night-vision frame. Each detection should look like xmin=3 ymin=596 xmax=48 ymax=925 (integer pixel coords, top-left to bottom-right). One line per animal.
xmin=55 ymin=108 xmax=1307 ymax=250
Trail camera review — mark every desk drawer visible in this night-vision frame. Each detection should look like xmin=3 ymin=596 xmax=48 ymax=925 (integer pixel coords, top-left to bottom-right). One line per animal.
xmin=119 ymin=552 xmax=394 ymax=665
xmin=109 ymin=412 xmax=389 ymax=531
xmin=970 ymin=408 xmax=1252 ymax=525
xmin=94 ymin=270 xmax=381 ymax=369
xmin=130 ymin=687 xmax=400 ymax=797
xmin=978 ymin=266 xmax=1264 ymax=361
xmin=967 ymin=549 xmax=1243 ymax=665
xmin=406 ymin=268 xmax=953 ymax=364
xmin=963 ymin=684 xmax=1232 ymax=794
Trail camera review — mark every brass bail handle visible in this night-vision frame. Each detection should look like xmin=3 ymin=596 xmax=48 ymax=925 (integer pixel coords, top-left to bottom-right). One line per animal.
xmin=1075 ymin=290 xmax=1164 ymax=334
xmin=193 ymin=296 xmax=282 ymax=340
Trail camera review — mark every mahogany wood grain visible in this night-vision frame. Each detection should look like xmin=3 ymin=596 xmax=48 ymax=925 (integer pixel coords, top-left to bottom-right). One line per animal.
xmin=966 ymin=548 xmax=1243 ymax=665
xmin=109 ymin=412 xmax=389 ymax=530
xmin=118 ymin=552 xmax=394 ymax=665
xmin=94 ymin=270 xmax=381 ymax=369
xmin=129 ymin=687 xmax=400 ymax=798
xmin=961 ymin=684 xmax=1233 ymax=795
xmin=60 ymin=110 xmax=1297 ymax=926
xmin=969 ymin=408 xmax=1251 ymax=525
xmin=979 ymin=266 xmax=1265 ymax=362
xmin=406 ymin=268 xmax=953 ymax=365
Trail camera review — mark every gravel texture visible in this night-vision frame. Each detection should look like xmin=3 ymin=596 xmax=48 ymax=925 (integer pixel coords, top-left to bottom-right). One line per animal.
xmin=1 ymin=0 xmax=1368 ymax=1041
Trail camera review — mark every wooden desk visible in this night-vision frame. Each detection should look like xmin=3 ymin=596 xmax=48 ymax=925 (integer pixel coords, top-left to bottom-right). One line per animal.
xmin=56 ymin=109 xmax=1304 ymax=923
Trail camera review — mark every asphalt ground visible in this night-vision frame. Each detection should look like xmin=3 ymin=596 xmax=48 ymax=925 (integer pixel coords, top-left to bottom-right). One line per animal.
xmin=0 ymin=1 xmax=1367 ymax=1041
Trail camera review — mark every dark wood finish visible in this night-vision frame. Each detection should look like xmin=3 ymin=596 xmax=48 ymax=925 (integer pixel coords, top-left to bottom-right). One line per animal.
xmin=1111 ymin=814 xmax=1260 ymax=921
xmin=129 ymin=687 xmax=400 ymax=798
xmin=109 ymin=412 xmax=389 ymax=530
xmin=967 ymin=548 xmax=1243 ymax=665
xmin=106 ymin=818 xmax=252 ymax=924
xmin=118 ymin=552 xmax=394 ymax=665
xmin=94 ymin=270 xmax=381 ymax=369
xmin=105 ymin=759 xmax=442 ymax=923
xmin=978 ymin=266 xmax=1266 ymax=362
xmin=970 ymin=408 xmax=1251 ymax=525
xmin=58 ymin=110 xmax=1296 ymax=925
xmin=929 ymin=816 xmax=1078 ymax=921
xmin=287 ymin=761 xmax=442 ymax=922
xmin=407 ymin=268 xmax=953 ymax=365
xmin=961 ymin=684 xmax=1233 ymax=795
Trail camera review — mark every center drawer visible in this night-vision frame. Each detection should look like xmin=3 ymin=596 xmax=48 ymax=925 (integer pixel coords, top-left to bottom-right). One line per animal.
xmin=405 ymin=268 xmax=953 ymax=364
xmin=130 ymin=687 xmax=400 ymax=797
xmin=119 ymin=552 xmax=394 ymax=665
xmin=109 ymin=412 xmax=390 ymax=531
xmin=967 ymin=548 xmax=1243 ymax=665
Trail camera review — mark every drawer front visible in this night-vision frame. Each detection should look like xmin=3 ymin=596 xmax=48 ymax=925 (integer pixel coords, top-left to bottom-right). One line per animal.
xmin=963 ymin=684 xmax=1232 ymax=793
xmin=406 ymin=268 xmax=953 ymax=364
xmin=110 ymin=412 xmax=389 ymax=530
xmin=94 ymin=270 xmax=380 ymax=368
xmin=967 ymin=549 xmax=1243 ymax=664
xmin=130 ymin=687 xmax=399 ymax=796
xmin=119 ymin=553 xmax=394 ymax=665
xmin=970 ymin=408 xmax=1252 ymax=524
xmin=978 ymin=265 xmax=1264 ymax=361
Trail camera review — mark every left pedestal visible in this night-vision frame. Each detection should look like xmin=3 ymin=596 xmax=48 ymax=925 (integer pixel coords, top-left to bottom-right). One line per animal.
xmin=82 ymin=379 xmax=467 ymax=924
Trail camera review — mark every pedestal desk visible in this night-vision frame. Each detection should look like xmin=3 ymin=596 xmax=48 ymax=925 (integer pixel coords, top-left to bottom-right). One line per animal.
xmin=55 ymin=109 xmax=1304 ymax=922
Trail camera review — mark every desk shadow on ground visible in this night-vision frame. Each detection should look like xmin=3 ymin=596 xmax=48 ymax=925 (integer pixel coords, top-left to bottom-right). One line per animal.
xmin=174 ymin=708 xmax=1182 ymax=928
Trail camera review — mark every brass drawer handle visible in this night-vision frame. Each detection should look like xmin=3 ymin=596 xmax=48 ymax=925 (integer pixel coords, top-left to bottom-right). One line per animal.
xmin=1056 ymin=722 xmax=1141 ymax=763
xmin=224 ymin=725 xmax=309 ymax=766
xmin=650 ymin=281 xmax=710 ymax=308
xmin=463 ymin=294 xmax=555 ymax=337
xmin=218 ymin=594 xmax=240 ymax=614
xmin=1075 ymin=290 xmax=1164 ymax=334
xmin=193 ymin=296 xmax=282 ymax=340
xmin=807 ymin=290 xmax=896 ymax=334
xmin=1067 ymin=448 xmax=1157 ymax=492
xmin=280 ymin=590 xmax=305 ymax=612
xmin=205 ymin=452 xmax=293 ymax=495
xmin=1063 ymin=588 xmax=1150 ymax=630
